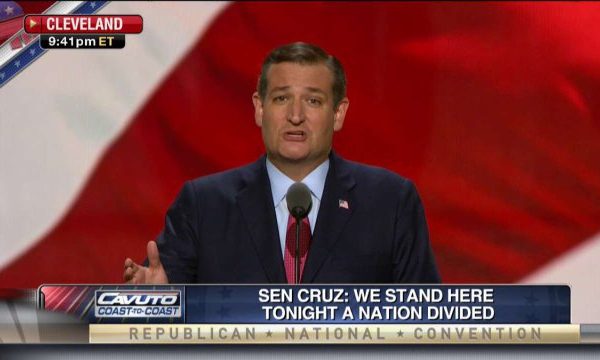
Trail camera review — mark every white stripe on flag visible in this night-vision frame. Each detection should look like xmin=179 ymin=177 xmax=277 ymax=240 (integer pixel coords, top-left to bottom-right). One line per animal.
xmin=0 ymin=2 xmax=230 ymax=270
xmin=521 ymin=231 xmax=600 ymax=323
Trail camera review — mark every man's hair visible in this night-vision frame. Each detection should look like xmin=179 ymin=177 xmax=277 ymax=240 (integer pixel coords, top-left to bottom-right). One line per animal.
xmin=257 ymin=42 xmax=347 ymax=107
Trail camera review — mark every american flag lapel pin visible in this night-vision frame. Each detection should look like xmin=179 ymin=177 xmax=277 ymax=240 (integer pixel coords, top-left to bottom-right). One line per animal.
xmin=338 ymin=199 xmax=349 ymax=210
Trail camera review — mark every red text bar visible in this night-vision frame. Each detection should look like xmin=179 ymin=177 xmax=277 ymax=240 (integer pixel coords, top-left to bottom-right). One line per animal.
xmin=24 ymin=15 xmax=143 ymax=34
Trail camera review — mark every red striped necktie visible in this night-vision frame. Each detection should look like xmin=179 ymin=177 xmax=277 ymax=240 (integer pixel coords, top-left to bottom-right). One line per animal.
xmin=284 ymin=215 xmax=311 ymax=284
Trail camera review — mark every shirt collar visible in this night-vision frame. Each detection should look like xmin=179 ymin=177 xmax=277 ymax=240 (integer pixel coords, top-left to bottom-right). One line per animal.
xmin=266 ymin=157 xmax=330 ymax=207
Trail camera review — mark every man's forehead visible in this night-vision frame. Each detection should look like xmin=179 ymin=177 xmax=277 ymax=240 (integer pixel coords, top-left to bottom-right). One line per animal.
xmin=265 ymin=62 xmax=333 ymax=92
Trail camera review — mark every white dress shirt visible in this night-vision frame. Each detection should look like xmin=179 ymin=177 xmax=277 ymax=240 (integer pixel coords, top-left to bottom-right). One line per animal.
xmin=265 ymin=158 xmax=329 ymax=257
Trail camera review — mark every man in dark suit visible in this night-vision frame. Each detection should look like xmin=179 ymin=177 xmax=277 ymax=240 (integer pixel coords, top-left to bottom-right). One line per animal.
xmin=123 ymin=42 xmax=440 ymax=284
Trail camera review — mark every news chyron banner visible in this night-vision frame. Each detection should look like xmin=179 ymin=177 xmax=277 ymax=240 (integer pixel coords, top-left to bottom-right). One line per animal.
xmin=37 ymin=284 xmax=589 ymax=344
xmin=0 ymin=1 xmax=141 ymax=88
xmin=26 ymin=14 xmax=141 ymax=49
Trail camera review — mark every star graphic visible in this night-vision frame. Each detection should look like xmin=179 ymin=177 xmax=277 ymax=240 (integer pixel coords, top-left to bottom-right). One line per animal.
xmin=186 ymin=294 xmax=203 ymax=307
xmin=525 ymin=313 xmax=539 ymax=323
xmin=5 ymin=5 xmax=14 ymax=15
xmin=30 ymin=49 xmax=36 ymax=56
xmin=525 ymin=293 xmax=539 ymax=305
xmin=216 ymin=305 xmax=230 ymax=318
xmin=14 ymin=60 xmax=20 ymax=68
xmin=219 ymin=286 xmax=232 ymax=299
xmin=266 ymin=330 xmax=273 ymax=337
xmin=90 ymin=2 xmax=96 ymax=9
xmin=396 ymin=329 xmax=404 ymax=337
xmin=0 ymin=73 xmax=5 ymax=80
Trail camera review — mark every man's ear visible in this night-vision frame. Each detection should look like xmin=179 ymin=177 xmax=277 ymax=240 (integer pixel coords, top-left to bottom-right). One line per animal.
xmin=252 ymin=92 xmax=263 ymax=127
xmin=333 ymin=97 xmax=349 ymax=132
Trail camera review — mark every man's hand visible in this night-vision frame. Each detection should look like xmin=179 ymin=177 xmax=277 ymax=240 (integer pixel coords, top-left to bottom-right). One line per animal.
xmin=123 ymin=241 xmax=169 ymax=284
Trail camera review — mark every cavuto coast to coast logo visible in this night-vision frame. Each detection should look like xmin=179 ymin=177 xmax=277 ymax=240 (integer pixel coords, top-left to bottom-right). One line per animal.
xmin=94 ymin=290 xmax=182 ymax=318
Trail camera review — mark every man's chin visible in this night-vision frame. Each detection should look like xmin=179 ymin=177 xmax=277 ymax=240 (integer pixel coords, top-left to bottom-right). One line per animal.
xmin=272 ymin=151 xmax=329 ymax=166
xmin=268 ymin=149 xmax=310 ymax=164
xmin=279 ymin=154 xmax=310 ymax=164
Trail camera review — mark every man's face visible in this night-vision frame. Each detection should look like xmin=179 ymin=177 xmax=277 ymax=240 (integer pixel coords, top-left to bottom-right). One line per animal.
xmin=253 ymin=62 xmax=349 ymax=170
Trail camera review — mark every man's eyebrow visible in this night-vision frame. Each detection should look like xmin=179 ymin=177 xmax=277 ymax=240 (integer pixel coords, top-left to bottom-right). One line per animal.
xmin=269 ymin=85 xmax=327 ymax=95
xmin=305 ymin=87 xmax=327 ymax=95
xmin=269 ymin=86 xmax=290 ymax=93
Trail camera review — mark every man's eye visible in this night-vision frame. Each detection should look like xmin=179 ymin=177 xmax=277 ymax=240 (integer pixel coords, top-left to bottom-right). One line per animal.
xmin=307 ymin=98 xmax=322 ymax=105
xmin=273 ymin=95 xmax=287 ymax=103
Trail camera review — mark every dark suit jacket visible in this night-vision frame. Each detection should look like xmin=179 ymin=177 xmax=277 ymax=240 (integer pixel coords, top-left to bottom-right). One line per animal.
xmin=155 ymin=152 xmax=440 ymax=283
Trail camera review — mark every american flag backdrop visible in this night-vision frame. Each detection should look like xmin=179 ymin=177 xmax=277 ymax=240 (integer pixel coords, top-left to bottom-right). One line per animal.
xmin=0 ymin=1 xmax=51 ymax=47
xmin=1 ymin=2 xmax=599 ymax=323
xmin=0 ymin=1 xmax=24 ymax=45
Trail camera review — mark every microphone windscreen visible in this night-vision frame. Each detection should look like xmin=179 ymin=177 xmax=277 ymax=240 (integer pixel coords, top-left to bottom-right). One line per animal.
xmin=286 ymin=182 xmax=312 ymax=219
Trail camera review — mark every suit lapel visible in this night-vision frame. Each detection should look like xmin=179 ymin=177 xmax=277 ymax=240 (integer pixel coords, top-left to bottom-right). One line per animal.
xmin=236 ymin=157 xmax=287 ymax=283
xmin=302 ymin=152 xmax=356 ymax=282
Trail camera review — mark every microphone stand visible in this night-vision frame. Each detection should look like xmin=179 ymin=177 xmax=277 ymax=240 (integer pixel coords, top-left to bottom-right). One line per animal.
xmin=295 ymin=216 xmax=301 ymax=284
xmin=286 ymin=182 xmax=312 ymax=285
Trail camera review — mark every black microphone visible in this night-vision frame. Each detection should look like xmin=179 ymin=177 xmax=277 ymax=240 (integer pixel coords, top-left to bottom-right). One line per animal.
xmin=286 ymin=182 xmax=312 ymax=219
xmin=286 ymin=182 xmax=312 ymax=284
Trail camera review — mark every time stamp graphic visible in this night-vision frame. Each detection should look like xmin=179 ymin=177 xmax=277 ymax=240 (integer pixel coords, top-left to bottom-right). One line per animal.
xmin=23 ymin=14 xmax=143 ymax=50
xmin=40 ymin=34 xmax=125 ymax=49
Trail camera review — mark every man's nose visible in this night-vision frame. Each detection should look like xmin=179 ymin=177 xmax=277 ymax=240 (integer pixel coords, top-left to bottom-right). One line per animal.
xmin=287 ymin=99 xmax=305 ymax=125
